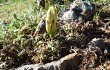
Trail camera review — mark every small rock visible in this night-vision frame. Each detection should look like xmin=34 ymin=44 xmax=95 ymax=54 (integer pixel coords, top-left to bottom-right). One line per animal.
xmin=33 ymin=20 xmax=46 ymax=36
xmin=70 ymin=0 xmax=93 ymax=15
xmin=62 ymin=10 xmax=78 ymax=21
xmin=87 ymin=38 xmax=109 ymax=54
xmin=0 ymin=62 xmax=6 ymax=69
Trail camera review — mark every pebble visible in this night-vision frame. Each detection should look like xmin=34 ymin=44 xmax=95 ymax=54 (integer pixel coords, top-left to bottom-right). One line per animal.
xmin=33 ymin=20 xmax=46 ymax=36
xmin=62 ymin=10 xmax=78 ymax=21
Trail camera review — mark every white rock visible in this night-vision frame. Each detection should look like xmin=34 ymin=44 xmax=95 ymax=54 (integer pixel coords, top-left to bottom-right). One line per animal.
xmin=62 ymin=10 xmax=78 ymax=21
xmin=0 ymin=62 xmax=6 ymax=69
xmin=70 ymin=0 xmax=93 ymax=12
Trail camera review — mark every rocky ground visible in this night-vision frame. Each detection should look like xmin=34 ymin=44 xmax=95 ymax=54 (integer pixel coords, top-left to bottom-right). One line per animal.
xmin=0 ymin=0 xmax=110 ymax=70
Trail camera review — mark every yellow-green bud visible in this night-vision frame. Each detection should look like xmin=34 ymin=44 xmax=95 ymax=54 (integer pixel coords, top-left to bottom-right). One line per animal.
xmin=46 ymin=6 xmax=57 ymax=39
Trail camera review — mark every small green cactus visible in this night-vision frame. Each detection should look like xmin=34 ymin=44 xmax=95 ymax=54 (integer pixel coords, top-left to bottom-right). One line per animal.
xmin=46 ymin=6 xmax=57 ymax=39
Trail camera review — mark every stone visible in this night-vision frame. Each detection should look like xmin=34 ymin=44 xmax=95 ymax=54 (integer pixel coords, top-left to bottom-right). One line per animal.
xmin=62 ymin=10 xmax=78 ymax=21
xmin=33 ymin=20 xmax=46 ymax=36
xmin=15 ymin=53 xmax=81 ymax=70
xmin=70 ymin=0 xmax=93 ymax=15
xmin=87 ymin=38 xmax=109 ymax=54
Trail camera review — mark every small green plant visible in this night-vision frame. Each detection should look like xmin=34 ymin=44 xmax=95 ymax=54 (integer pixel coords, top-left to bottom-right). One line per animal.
xmin=93 ymin=5 xmax=108 ymax=20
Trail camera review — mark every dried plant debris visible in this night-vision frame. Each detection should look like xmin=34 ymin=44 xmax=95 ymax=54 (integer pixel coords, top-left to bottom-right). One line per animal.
xmin=79 ymin=38 xmax=110 ymax=70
